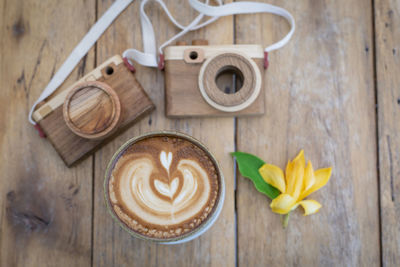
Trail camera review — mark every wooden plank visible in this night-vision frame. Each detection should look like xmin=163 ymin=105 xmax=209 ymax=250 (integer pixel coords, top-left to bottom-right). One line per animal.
xmin=0 ymin=0 xmax=95 ymax=266
xmin=375 ymin=0 xmax=400 ymax=265
xmin=235 ymin=0 xmax=380 ymax=266
xmin=92 ymin=1 xmax=235 ymax=266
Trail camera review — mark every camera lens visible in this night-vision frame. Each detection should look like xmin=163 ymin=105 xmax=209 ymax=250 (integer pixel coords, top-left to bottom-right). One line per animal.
xmin=189 ymin=51 xmax=198 ymax=60
xmin=215 ymin=66 xmax=244 ymax=94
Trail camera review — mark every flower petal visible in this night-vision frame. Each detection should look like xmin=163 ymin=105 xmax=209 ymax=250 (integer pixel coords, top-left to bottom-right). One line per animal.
xmin=285 ymin=159 xmax=294 ymax=193
xmin=286 ymin=150 xmax=306 ymax=198
xmin=292 ymin=163 xmax=305 ymax=199
xmin=287 ymin=150 xmax=305 ymax=199
xmin=294 ymin=150 xmax=306 ymax=165
xmin=270 ymin=194 xmax=297 ymax=214
xmin=303 ymin=161 xmax=315 ymax=192
xmin=300 ymin=167 xmax=332 ymax=200
xmin=297 ymin=200 xmax=322 ymax=216
xmin=259 ymin=164 xmax=286 ymax=193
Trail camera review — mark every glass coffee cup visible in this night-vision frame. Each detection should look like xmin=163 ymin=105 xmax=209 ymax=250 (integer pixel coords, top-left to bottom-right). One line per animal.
xmin=104 ymin=131 xmax=225 ymax=244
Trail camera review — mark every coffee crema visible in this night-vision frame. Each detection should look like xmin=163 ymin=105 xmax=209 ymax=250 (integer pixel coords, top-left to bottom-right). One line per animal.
xmin=108 ymin=135 xmax=220 ymax=239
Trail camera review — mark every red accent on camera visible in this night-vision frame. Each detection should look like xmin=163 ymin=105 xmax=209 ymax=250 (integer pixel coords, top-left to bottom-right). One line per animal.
xmin=34 ymin=124 xmax=47 ymax=138
xmin=158 ymin=54 xmax=165 ymax=70
xmin=264 ymin=51 xmax=269 ymax=69
xmin=123 ymin=57 xmax=136 ymax=73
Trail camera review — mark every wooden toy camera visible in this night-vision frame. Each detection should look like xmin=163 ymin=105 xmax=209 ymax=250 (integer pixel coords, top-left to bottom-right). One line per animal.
xmin=164 ymin=40 xmax=265 ymax=117
xmin=32 ymin=55 xmax=155 ymax=166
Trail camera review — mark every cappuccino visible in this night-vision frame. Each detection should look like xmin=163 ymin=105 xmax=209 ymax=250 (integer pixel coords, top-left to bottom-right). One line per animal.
xmin=105 ymin=132 xmax=222 ymax=241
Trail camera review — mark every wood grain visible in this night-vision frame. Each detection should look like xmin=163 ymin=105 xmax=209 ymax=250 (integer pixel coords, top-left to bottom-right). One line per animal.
xmin=63 ymin=81 xmax=121 ymax=139
xmin=235 ymin=0 xmax=380 ymax=266
xmin=375 ymin=0 xmax=400 ymax=265
xmin=92 ymin=0 xmax=235 ymax=266
xmin=0 ymin=0 xmax=96 ymax=266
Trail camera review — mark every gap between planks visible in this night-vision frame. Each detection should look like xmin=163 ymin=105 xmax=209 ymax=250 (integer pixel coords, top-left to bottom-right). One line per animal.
xmin=370 ymin=0 xmax=383 ymax=265
xmin=233 ymin=9 xmax=239 ymax=267
xmin=91 ymin=1 xmax=99 ymax=266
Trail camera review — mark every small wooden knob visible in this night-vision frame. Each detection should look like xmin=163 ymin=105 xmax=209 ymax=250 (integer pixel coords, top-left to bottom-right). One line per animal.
xmin=191 ymin=39 xmax=208 ymax=45
xmin=63 ymin=81 xmax=121 ymax=140
xmin=176 ymin=41 xmax=188 ymax=46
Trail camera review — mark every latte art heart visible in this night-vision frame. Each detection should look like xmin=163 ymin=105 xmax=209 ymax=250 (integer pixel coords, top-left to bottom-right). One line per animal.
xmin=160 ymin=151 xmax=173 ymax=173
xmin=108 ymin=136 xmax=220 ymax=239
xmin=120 ymin=156 xmax=209 ymax=223
xmin=154 ymin=177 xmax=179 ymax=198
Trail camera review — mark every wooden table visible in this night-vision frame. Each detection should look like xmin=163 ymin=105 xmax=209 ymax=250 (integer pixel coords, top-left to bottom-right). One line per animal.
xmin=0 ymin=0 xmax=399 ymax=266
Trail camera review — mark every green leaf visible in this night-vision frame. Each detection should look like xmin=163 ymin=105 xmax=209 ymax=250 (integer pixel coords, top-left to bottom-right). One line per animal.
xmin=231 ymin=151 xmax=280 ymax=200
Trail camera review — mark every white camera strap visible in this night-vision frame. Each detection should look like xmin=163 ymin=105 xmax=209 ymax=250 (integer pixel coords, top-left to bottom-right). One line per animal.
xmin=29 ymin=0 xmax=295 ymax=126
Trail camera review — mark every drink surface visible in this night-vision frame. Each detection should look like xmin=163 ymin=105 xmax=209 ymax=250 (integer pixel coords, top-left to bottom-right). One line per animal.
xmin=108 ymin=135 xmax=220 ymax=239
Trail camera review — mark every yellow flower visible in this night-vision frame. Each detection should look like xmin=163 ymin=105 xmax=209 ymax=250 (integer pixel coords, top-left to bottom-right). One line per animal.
xmin=258 ymin=150 xmax=332 ymax=216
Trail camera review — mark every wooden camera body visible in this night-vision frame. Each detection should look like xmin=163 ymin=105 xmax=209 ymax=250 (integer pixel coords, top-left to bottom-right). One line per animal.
xmin=164 ymin=42 xmax=265 ymax=117
xmin=32 ymin=55 xmax=155 ymax=166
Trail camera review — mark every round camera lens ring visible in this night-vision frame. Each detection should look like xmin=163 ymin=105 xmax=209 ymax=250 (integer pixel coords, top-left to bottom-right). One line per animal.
xmin=198 ymin=52 xmax=262 ymax=112
xmin=63 ymin=81 xmax=121 ymax=140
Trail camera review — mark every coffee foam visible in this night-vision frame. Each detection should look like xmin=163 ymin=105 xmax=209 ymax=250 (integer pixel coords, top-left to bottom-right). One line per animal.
xmin=108 ymin=136 xmax=220 ymax=239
